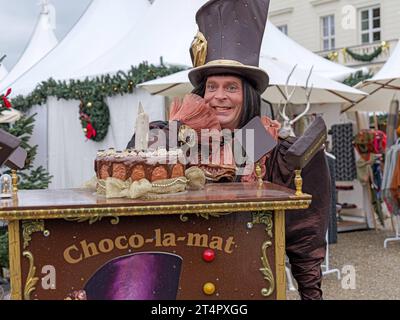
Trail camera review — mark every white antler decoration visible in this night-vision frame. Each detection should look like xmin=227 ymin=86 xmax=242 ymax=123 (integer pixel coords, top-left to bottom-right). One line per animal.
xmin=279 ymin=66 xmax=314 ymax=138
xmin=291 ymin=66 xmax=314 ymax=125
xmin=278 ymin=64 xmax=297 ymax=123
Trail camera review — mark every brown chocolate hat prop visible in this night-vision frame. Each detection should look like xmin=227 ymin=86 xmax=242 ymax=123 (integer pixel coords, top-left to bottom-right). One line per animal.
xmin=236 ymin=116 xmax=277 ymax=163
xmin=84 ymin=252 xmax=182 ymax=300
xmin=188 ymin=0 xmax=270 ymax=94
xmin=5 ymin=147 xmax=28 ymax=170
xmin=0 ymin=128 xmax=21 ymax=167
xmin=284 ymin=117 xmax=327 ymax=170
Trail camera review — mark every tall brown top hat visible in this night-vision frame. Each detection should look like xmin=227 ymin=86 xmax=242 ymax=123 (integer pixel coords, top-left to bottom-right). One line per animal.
xmin=188 ymin=0 xmax=270 ymax=94
xmin=84 ymin=252 xmax=182 ymax=300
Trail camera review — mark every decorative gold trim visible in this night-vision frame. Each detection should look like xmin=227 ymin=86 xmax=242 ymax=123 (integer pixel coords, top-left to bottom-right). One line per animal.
xmin=11 ymin=170 xmax=18 ymax=195
xmin=0 ymin=199 xmax=311 ymax=221
xmin=304 ymin=133 xmax=327 ymax=164
xmin=274 ymin=210 xmax=287 ymax=300
xmin=8 ymin=221 xmax=22 ymax=300
xmin=64 ymin=215 xmax=120 ymax=225
xmin=252 ymin=212 xmax=275 ymax=297
xmin=255 ymin=163 xmax=263 ymax=187
xmin=178 ymin=125 xmax=197 ymax=148
xmin=22 ymin=220 xmax=44 ymax=249
xmin=260 ymin=240 xmax=274 ymax=297
xmin=22 ymin=251 xmax=39 ymax=300
xmin=180 ymin=212 xmax=231 ymax=222
xmin=190 ymin=31 xmax=207 ymax=67
xmin=252 ymin=211 xmax=273 ymax=237
xmin=294 ymin=170 xmax=304 ymax=196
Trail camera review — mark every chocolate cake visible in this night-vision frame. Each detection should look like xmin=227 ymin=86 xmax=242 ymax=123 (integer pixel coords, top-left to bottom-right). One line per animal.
xmin=95 ymin=148 xmax=186 ymax=183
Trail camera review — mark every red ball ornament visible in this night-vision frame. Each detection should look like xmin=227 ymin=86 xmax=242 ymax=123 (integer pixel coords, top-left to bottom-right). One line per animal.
xmin=202 ymin=249 xmax=215 ymax=262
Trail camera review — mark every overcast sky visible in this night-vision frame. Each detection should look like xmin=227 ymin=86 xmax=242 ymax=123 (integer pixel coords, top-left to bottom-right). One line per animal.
xmin=0 ymin=0 xmax=92 ymax=70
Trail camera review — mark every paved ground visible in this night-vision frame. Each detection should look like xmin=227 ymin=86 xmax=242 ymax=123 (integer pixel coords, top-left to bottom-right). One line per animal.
xmin=287 ymin=228 xmax=400 ymax=300
xmin=0 ymin=280 xmax=9 ymax=300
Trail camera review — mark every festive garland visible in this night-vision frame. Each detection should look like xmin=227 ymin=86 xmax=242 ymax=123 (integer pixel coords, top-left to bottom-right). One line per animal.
xmin=344 ymin=46 xmax=382 ymax=62
xmin=326 ymin=41 xmax=390 ymax=63
xmin=342 ymin=70 xmax=374 ymax=87
xmin=10 ymin=62 xmax=185 ymax=141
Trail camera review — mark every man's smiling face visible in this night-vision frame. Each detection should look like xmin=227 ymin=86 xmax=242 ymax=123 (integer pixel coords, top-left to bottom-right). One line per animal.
xmin=204 ymin=75 xmax=243 ymax=130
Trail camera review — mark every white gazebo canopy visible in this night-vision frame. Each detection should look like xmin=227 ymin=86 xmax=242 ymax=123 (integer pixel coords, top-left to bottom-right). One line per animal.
xmin=139 ymin=56 xmax=367 ymax=104
xmin=261 ymin=56 xmax=366 ymax=104
xmin=0 ymin=0 xmax=58 ymax=92
xmin=2 ymin=0 xmax=153 ymax=96
xmin=343 ymin=40 xmax=400 ymax=112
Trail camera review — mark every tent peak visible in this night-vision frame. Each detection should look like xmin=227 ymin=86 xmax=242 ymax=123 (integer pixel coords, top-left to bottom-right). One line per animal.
xmin=40 ymin=0 xmax=50 ymax=13
xmin=0 ymin=0 xmax=58 ymax=91
xmin=39 ymin=0 xmax=56 ymax=30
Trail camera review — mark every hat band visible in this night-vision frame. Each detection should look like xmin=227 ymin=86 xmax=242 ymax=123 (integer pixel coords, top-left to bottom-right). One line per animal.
xmin=203 ymin=59 xmax=245 ymax=67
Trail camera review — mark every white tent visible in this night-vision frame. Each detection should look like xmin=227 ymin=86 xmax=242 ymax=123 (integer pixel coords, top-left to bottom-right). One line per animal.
xmin=262 ymin=23 xmax=360 ymax=82
xmin=2 ymin=0 xmax=153 ymax=95
xmin=69 ymin=0 xmax=357 ymax=82
xmin=139 ymin=57 xmax=366 ymax=104
xmin=343 ymin=40 xmax=400 ymax=112
xmin=0 ymin=0 xmax=58 ymax=92
xmin=70 ymin=0 xmax=205 ymax=79
xmin=9 ymin=0 xmax=164 ymax=190
xmin=0 ymin=64 xmax=7 ymax=82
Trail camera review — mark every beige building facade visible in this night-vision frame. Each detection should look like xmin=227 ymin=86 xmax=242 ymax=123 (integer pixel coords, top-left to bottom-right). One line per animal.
xmin=268 ymin=0 xmax=400 ymax=72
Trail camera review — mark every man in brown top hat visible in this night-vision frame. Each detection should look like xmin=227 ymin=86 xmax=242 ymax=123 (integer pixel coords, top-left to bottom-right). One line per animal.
xmin=129 ymin=0 xmax=330 ymax=300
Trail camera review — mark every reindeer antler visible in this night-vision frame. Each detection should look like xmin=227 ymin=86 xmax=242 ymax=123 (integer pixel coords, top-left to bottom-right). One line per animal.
xmin=279 ymin=64 xmax=298 ymax=121
xmin=291 ymin=66 xmax=314 ymax=125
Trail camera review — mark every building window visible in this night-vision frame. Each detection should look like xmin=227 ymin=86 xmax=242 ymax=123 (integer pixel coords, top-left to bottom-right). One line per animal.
xmin=360 ymin=6 xmax=381 ymax=44
xmin=277 ymin=24 xmax=288 ymax=35
xmin=321 ymin=15 xmax=335 ymax=50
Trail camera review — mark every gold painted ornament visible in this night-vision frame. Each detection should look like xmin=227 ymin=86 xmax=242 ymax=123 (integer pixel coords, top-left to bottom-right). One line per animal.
xmin=203 ymin=282 xmax=216 ymax=295
xmin=190 ymin=31 xmax=208 ymax=67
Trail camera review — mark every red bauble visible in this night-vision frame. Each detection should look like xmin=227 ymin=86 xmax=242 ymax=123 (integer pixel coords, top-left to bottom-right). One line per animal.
xmin=202 ymin=249 xmax=215 ymax=262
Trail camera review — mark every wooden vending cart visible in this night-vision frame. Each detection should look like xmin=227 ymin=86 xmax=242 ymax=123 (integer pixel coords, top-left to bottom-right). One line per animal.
xmin=0 ymin=182 xmax=310 ymax=300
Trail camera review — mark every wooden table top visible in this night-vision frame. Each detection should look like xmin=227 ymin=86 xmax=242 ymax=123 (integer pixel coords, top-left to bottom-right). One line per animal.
xmin=0 ymin=182 xmax=311 ymax=220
